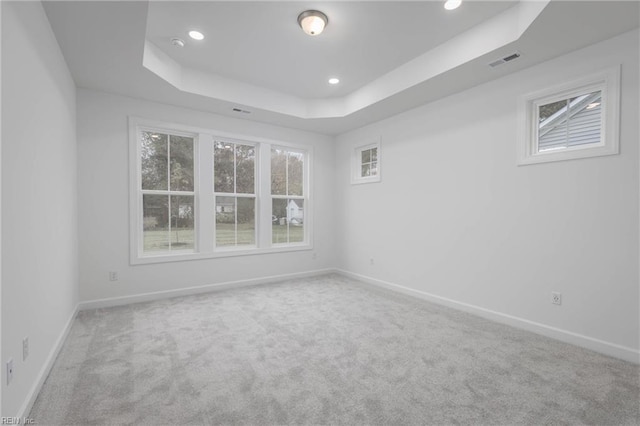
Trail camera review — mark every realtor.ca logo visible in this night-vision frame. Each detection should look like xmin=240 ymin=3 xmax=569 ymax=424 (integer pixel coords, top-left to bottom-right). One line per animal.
xmin=1 ymin=418 xmax=34 ymax=425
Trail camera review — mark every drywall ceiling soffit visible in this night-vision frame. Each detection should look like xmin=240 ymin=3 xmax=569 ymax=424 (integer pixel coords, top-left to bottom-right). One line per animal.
xmin=142 ymin=1 xmax=542 ymax=119
xmin=42 ymin=1 xmax=640 ymax=135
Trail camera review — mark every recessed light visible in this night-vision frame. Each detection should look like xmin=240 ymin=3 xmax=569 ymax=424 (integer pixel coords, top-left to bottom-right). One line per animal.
xmin=444 ymin=0 xmax=462 ymax=10
xmin=328 ymin=78 xmax=340 ymax=85
xmin=188 ymin=30 xmax=204 ymax=41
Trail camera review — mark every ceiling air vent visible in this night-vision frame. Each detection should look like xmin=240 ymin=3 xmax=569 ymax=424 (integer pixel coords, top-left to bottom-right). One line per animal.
xmin=489 ymin=51 xmax=521 ymax=68
xmin=232 ymin=107 xmax=251 ymax=114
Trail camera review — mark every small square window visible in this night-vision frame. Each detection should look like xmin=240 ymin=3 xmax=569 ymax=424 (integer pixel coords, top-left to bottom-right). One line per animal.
xmin=518 ymin=66 xmax=620 ymax=165
xmin=352 ymin=142 xmax=381 ymax=184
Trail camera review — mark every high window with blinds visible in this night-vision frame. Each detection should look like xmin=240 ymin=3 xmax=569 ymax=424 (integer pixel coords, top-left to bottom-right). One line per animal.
xmin=518 ymin=67 xmax=620 ymax=165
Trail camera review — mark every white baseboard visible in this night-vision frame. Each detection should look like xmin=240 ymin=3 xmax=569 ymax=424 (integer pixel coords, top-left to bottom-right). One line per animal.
xmin=17 ymin=305 xmax=79 ymax=419
xmin=337 ymin=269 xmax=640 ymax=365
xmin=78 ymin=268 xmax=338 ymax=310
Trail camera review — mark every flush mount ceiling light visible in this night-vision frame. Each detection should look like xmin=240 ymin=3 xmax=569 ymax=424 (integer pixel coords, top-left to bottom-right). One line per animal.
xmin=328 ymin=77 xmax=340 ymax=85
xmin=444 ymin=0 xmax=462 ymax=10
xmin=298 ymin=10 xmax=328 ymax=36
xmin=188 ymin=30 xmax=204 ymax=40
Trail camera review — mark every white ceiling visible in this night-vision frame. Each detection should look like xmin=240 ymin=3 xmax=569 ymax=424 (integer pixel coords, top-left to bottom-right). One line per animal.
xmin=43 ymin=1 xmax=639 ymax=135
xmin=146 ymin=1 xmax=515 ymax=99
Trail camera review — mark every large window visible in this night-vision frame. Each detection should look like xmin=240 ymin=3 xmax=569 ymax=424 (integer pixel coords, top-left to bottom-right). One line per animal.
xmin=140 ymin=130 xmax=195 ymax=254
xmin=271 ymin=148 xmax=305 ymax=245
xmin=214 ymin=141 xmax=256 ymax=248
xmin=130 ymin=119 xmax=311 ymax=264
xmin=518 ymin=66 xmax=620 ymax=165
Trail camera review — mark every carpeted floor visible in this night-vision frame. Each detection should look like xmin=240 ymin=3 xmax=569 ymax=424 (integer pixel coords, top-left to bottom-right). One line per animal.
xmin=30 ymin=274 xmax=639 ymax=425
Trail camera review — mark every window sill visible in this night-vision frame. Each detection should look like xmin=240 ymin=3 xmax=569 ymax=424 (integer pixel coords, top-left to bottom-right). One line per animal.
xmin=351 ymin=175 xmax=381 ymax=185
xmin=131 ymin=244 xmax=313 ymax=265
xmin=517 ymin=142 xmax=617 ymax=166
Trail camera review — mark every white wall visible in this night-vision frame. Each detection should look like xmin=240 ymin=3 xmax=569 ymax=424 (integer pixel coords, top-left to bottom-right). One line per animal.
xmin=1 ymin=1 xmax=78 ymax=417
xmin=77 ymin=89 xmax=336 ymax=303
xmin=0 ymin=0 xmax=4 ymax=414
xmin=335 ymin=30 xmax=639 ymax=361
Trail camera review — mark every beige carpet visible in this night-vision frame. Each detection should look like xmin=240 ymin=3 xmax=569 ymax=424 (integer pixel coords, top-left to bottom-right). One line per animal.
xmin=30 ymin=274 xmax=639 ymax=425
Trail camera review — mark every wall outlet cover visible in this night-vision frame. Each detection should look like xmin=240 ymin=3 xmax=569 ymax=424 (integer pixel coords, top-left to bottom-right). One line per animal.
xmin=23 ymin=337 xmax=29 ymax=361
xmin=6 ymin=359 xmax=14 ymax=385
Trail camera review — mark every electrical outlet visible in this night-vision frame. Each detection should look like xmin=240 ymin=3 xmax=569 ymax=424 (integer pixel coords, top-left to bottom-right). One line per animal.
xmin=552 ymin=292 xmax=562 ymax=305
xmin=109 ymin=271 xmax=119 ymax=281
xmin=6 ymin=359 xmax=14 ymax=385
xmin=23 ymin=337 xmax=29 ymax=361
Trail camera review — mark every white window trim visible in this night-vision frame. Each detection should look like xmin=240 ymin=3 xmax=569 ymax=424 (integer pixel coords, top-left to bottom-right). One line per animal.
xmin=351 ymin=139 xmax=381 ymax=184
xmin=517 ymin=66 xmax=620 ymax=166
xmin=128 ymin=117 xmax=313 ymax=265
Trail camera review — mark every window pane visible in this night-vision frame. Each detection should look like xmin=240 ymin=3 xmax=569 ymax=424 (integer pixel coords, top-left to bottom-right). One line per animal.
xmin=370 ymin=161 xmax=378 ymax=176
xmin=567 ymin=91 xmax=602 ymax=148
xmin=271 ymin=148 xmax=287 ymax=195
xmin=141 ymin=132 xmax=168 ymax=190
xmin=216 ymin=196 xmax=235 ymax=246
xmin=170 ymin=195 xmax=194 ymax=251
xmin=371 ymin=148 xmax=378 ymax=162
xmin=539 ymin=99 xmax=567 ymax=122
xmin=288 ymin=199 xmax=304 ymax=243
xmin=362 ymin=149 xmax=371 ymax=163
xmin=170 ymin=135 xmax=194 ymax=191
xmin=287 ymin=152 xmax=304 ymax=196
xmin=272 ymin=199 xmax=304 ymax=244
xmin=214 ymin=141 xmax=234 ymax=193
xmin=215 ymin=196 xmax=255 ymax=247
xmin=143 ymin=194 xmax=169 ymax=252
xmin=361 ymin=164 xmax=370 ymax=177
xmin=237 ymin=197 xmax=256 ymax=245
xmin=236 ymin=144 xmax=255 ymax=194
xmin=538 ymin=91 xmax=602 ymax=152
xmin=272 ymin=198 xmax=288 ymax=244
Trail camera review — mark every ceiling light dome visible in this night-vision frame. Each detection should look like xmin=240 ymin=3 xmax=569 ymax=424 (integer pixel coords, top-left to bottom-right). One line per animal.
xmin=444 ymin=0 xmax=462 ymax=10
xmin=188 ymin=30 xmax=204 ymax=40
xmin=298 ymin=10 xmax=328 ymax=36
